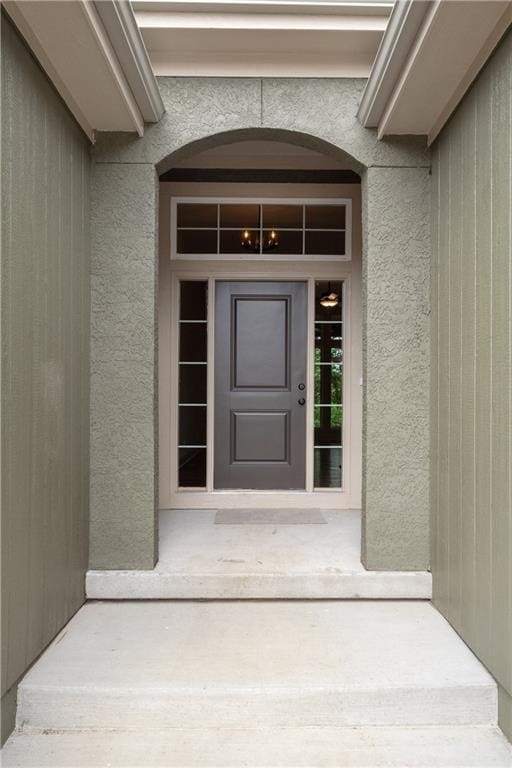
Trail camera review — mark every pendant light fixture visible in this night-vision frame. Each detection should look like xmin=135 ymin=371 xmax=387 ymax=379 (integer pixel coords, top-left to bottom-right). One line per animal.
xmin=241 ymin=229 xmax=260 ymax=251
xmin=241 ymin=228 xmax=279 ymax=252
xmin=319 ymin=282 xmax=339 ymax=308
xmin=265 ymin=229 xmax=279 ymax=250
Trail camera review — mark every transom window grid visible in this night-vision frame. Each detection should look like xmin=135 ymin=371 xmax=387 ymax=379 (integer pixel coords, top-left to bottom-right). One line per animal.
xmin=171 ymin=197 xmax=352 ymax=261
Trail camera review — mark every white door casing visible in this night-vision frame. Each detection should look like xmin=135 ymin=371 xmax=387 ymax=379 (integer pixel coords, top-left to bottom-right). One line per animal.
xmin=159 ymin=185 xmax=362 ymax=509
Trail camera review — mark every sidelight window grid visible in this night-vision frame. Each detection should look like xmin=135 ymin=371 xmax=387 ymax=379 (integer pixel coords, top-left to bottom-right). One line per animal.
xmin=313 ymin=280 xmax=344 ymax=489
xmin=172 ymin=273 xmax=349 ymax=498
xmin=177 ymin=280 xmax=208 ymax=488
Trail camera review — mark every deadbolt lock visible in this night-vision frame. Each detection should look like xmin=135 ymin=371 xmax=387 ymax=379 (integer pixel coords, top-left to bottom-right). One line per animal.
xmin=298 ymin=383 xmax=305 ymax=390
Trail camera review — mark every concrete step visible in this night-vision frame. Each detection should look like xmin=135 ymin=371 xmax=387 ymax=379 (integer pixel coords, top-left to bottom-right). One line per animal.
xmin=86 ymin=510 xmax=432 ymax=599
xmin=16 ymin=601 xmax=496 ymax=731
xmin=3 ymin=726 xmax=512 ymax=767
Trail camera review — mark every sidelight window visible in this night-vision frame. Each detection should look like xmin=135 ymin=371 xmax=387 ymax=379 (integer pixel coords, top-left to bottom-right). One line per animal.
xmin=178 ymin=280 xmax=208 ymax=487
xmin=172 ymin=198 xmax=351 ymax=260
xmin=314 ymin=280 xmax=343 ymax=488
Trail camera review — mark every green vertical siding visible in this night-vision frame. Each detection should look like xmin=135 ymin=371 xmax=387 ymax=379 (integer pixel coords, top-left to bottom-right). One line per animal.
xmin=431 ymin=27 xmax=512 ymax=736
xmin=1 ymin=15 xmax=90 ymax=740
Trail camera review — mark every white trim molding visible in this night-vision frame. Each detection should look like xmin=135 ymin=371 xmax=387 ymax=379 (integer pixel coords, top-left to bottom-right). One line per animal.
xmin=131 ymin=1 xmax=393 ymax=18
xmin=170 ymin=196 xmax=353 ymax=261
xmin=168 ymin=268 xmax=357 ymax=509
xmin=94 ymin=1 xmax=165 ymax=123
xmin=159 ymin=182 xmax=363 ymax=513
xmin=4 ymin=0 xmax=164 ymax=140
xmin=357 ymin=0 xmax=432 ymax=129
xmin=358 ymin=0 xmax=512 ymax=144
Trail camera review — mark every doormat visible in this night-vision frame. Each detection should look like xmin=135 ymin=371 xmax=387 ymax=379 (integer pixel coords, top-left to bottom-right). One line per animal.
xmin=214 ymin=509 xmax=327 ymax=525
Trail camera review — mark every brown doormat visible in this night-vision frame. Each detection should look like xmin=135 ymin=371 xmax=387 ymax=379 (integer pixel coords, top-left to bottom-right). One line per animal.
xmin=214 ymin=509 xmax=327 ymax=525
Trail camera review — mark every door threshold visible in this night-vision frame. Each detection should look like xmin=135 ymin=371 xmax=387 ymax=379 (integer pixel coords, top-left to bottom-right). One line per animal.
xmin=169 ymin=491 xmax=358 ymax=509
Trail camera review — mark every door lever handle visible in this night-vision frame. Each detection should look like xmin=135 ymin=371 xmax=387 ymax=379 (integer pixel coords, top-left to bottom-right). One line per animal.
xmin=298 ymin=398 xmax=306 ymax=406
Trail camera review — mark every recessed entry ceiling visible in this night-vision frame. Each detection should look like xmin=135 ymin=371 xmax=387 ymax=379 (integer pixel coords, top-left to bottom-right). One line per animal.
xmin=131 ymin=0 xmax=393 ymax=77
xmin=159 ymin=140 xmax=361 ymax=183
xmin=172 ymin=140 xmax=354 ymax=170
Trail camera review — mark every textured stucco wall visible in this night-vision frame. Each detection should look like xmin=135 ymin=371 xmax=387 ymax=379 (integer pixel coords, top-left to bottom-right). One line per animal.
xmin=93 ymin=79 xmax=429 ymax=174
xmin=91 ymin=77 xmax=430 ymax=570
xmin=90 ymin=164 xmax=159 ymax=569
xmin=362 ymin=167 xmax=431 ymax=570
xmin=431 ymin=27 xmax=511 ymax=737
xmin=1 ymin=15 xmax=90 ymax=742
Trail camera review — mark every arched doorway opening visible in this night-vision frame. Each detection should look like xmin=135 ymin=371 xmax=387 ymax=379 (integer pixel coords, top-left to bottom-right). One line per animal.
xmin=155 ymin=130 xmax=364 ymax=592
xmin=88 ymin=113 xmax=430 ymax=579
xmin=158 ymin=132 xmax=362 ymax=511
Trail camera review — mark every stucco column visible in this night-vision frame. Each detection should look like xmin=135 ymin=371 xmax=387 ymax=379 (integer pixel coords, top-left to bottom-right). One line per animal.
xmin=361 ymin=166 xmax=431 ymax=570
xmin=90 ymin=163 xmax=158 ymax=569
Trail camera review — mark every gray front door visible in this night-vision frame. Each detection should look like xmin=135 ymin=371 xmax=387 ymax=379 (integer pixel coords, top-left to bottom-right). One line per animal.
xmin=214 ymin=281 xmax=307 ymax=489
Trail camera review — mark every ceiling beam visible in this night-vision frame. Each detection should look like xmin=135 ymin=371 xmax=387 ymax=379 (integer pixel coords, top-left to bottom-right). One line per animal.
xmin=133 ymin=0 xmax=390 ymax=77
xmin=426 ymin=3 xmax=512 ymax=144
xmin=4 ymin=1 xmax=97 ymax=140
xmin=80 ymin=0 xmax=145 ymax=136
xmin=358 ymin=0 xmax=512 ymax=142
xmin=3 ymin=0 xmax=164 ymax=140
xmin=357 ymin=0 xmax=431 ymax=128
xmin=94 ymin=1 xmax=164 ymax=123
xmin=131 ymin=1 xmax=393 ymax=17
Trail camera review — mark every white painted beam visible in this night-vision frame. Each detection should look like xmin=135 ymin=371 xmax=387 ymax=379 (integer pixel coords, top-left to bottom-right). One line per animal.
xmin=94 ymin=1 xmax=165 ymax=123
xmin=134 ymin=2 xmax=389 ymax=76
xmin=132 ymin=0 xmax=394 ymax=17
xmin=375 ymin=0 xmax=442 ymax=138
xmin=134 ymin=10 xmax=390 ymax=29
xmin=427 ymin=2 xmax=512 ymax=144
xmin=358 ymin=0 xmax=512 ymax=142
xmin=3 ymin=2 xmax=96 ymax=140
xmin=3 ymin=0 xmax=158 ymax=139
xmin=357 ymin=0 xmax=431 ymax=128
xmin=149 ymin=50 xmax=376 ymax=77
xmin=80 ymin=0 xmax=145 ymax=136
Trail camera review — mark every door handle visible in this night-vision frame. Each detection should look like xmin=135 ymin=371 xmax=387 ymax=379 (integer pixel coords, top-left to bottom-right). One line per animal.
xmin=298 ymin=398 xmax=306 ymax=406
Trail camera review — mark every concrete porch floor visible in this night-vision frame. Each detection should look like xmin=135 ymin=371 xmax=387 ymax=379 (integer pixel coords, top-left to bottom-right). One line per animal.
xmin=86 ymin=509 xmax=432 ymax=599
xmin=4 ymin=600 xmax=511 ymax=766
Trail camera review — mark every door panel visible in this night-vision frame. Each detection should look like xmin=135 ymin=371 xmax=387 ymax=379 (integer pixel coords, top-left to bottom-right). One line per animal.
xmin=215 ymin=281 xmax=307 ymax=489
xmin=232 ymin=411 xmax=289 ymax=462
xmin=234 ymin=298 xmax=288 ymax=388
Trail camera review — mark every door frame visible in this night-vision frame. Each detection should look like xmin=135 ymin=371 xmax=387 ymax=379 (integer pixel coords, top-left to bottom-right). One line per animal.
xmin=168 ymin=261 xmax=359 ymax=508
xmin=214 ymin=279 xmax=308 ymax=491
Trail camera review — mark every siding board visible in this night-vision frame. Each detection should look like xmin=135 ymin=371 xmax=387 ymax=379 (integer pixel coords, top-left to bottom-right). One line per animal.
xmin=448 ymin=113 xmax=463 ymax=628
xmin=432 ymin=26 xmax=512 ymax=722
xmin=1 ymin=13 xmax=90 ymax=734
xmin=430 ymin=142 xmax=440 ymax=589
xmin=436 ymin=133 xmax=452 ymax=616
xmin=460 ymin=95 xmax=477 ymax=643
xmin=490 ymin=37 xmax=511 ymax=686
